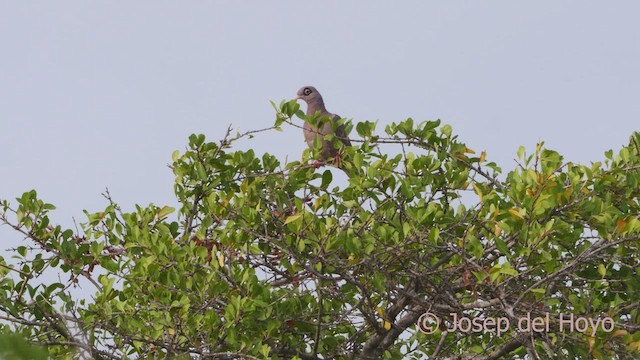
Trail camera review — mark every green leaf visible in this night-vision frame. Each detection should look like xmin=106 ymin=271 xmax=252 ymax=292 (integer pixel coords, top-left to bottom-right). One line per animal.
xmin=441 ymin=124 xmax=452 ymax=137
xmin=195 ymin=163 xmax=207 ymax=180
xmin=321 ymin=170 xmax=333 ymax=189
xmin=372 ymin=273 xmax=386 ymax=292
xmin=157 ymin=205 xmax=175 ymax=219
xmin=343 ymin=200 xmax=357 ymax=208
xmin=494 ymin=237 xmax=509 ymax=255
xmin=598 ymin=263 xmax=606 ymax=277
xmin=499 ymin=265 xmax=519 ymax=276
xmin=99 ymin=275 xmax=115 ymax=294
xmin=17 ymin=246 xmax=27 ymax=257
xmin=0 ymin=333 xmax=48 ymax=360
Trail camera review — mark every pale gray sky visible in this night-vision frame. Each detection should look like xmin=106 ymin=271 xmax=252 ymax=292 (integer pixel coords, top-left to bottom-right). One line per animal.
xmin=1 ymin=2 xmax=639 ymax=252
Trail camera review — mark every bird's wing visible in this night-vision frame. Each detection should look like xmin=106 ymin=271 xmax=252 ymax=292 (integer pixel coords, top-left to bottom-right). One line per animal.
xmin=303 ymin=121 xmax=317 ymax=149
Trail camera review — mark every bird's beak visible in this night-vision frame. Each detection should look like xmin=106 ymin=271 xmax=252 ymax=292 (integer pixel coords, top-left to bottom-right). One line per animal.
xmin=293 ymin=95 xmax=301 ymax=100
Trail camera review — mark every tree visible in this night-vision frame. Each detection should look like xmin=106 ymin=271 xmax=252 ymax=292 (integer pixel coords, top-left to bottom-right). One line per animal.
xmin=1 ymin=101 xmax=639 ymax=359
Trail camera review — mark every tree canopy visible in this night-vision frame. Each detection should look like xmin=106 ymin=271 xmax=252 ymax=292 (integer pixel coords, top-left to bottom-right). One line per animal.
xmin=1 ymin=101 xmax=639 ymax=359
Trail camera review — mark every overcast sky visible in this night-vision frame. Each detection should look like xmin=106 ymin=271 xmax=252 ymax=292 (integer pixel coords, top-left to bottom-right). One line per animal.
xmin=1 ymin=2 xmax=639 ymax=256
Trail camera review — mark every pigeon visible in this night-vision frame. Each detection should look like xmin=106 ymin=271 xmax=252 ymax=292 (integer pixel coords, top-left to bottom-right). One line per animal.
xmin=294 ymin=86 xmax=351 ymax=164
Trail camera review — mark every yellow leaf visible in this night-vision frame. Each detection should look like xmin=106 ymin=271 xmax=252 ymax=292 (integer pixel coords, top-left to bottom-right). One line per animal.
xmin=628 ymin=340 xmax=640 ymax=351
xmin=167 ymin=327 xmax=175 ymax=336
xmin=494 ymin=224 xmax=502 ymax=236
xmin=509 ymin=208 xmax=524 ymax=220
xmin=615 ymin=219 xmax=627 ymax=234
xmin=588 ymin=335 xmax=595 ymax=352
xmin=564 ymin=188 xmax=573 ymax=200
xmin=612 ymin=329 xmax=628 ymax=337
xmin=383 ymin=320 xmax=391 ymax=330
xmin=221 ymin=194 xmax=232 ymax=207
xmin=480 ymin=151 xmax=486 ymax=162
xmin=464 ymin=147 xmax=476 ymax=154
xmin=217 ymin=254 xmax=225 ymax=267
xmin=375 ymin=307 xmax=385 ymax=317
xmin=472 ymin=183 xmax=483 ymax=201
xmin=284 ymin=213 xmax=302 ymax=224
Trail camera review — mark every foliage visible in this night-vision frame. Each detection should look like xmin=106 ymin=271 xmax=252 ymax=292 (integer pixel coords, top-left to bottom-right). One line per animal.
xmin=0 ymin=331 xmax=48 ymax=360
xmin=0 ymin=101 xmax=639 ymax=359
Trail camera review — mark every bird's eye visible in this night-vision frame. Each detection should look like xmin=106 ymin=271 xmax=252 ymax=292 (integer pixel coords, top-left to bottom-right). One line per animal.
xmin=303 ymin=88 xmax=312 ymax=96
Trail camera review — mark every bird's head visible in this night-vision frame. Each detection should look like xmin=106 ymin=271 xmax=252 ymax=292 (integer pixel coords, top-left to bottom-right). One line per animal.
xmin=294 ymin=86 xmax=323 ymax=104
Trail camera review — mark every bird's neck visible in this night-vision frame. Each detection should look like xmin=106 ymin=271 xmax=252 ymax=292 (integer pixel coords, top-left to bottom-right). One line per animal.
xmin=306 ymin=98 xmax=326 ymax=116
